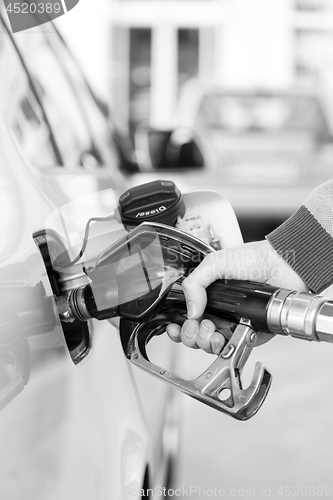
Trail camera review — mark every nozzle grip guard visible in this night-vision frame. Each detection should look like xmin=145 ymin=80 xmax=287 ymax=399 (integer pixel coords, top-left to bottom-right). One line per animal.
xmin=120 ymin=317 xmax=272 ymax=421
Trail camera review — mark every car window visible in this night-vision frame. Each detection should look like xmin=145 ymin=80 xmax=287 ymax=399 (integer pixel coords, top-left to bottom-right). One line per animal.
xmin=197 ymin=93 xmax=331 ymax=141
xmin=47 ymin=32 xmax=111 ymax=152
xmin=12 ymin=31 xmax=95 ymax=167
xmin=42 ymin=29 xmax=128 ymax=185
xmin=0 ymin=23 xmax=58 ymax=168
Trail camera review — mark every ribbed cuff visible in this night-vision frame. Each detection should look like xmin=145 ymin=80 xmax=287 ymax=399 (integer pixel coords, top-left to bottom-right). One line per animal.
xmin=266 ymin=205 xmax=333 ymax=293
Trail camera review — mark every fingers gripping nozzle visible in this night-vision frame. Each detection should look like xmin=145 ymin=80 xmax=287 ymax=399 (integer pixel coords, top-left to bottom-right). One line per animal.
xmin=120 ymin=318 xmax=272 ymax=421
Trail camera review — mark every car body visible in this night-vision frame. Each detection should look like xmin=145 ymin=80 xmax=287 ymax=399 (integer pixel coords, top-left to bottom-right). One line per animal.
xmin=131 ymin=82 xmax=333 ymax=240
xmin=0 ymin=10 xmax=179 ymax=499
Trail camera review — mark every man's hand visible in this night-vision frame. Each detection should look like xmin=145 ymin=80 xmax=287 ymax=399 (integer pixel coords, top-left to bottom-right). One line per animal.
xmin=166 ymin=240 xmax=307 ymax=353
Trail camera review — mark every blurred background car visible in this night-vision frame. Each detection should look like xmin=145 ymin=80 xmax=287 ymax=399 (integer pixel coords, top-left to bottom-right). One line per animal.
xmin=130 ymin=83 xmax=333 ymax=241
xmin=0 ymin=8 xmax=180 ymax=499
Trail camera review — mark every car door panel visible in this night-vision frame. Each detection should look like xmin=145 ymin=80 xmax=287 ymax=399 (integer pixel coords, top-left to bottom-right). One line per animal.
xmin=0 ymin=120 xmax=152 ymax=499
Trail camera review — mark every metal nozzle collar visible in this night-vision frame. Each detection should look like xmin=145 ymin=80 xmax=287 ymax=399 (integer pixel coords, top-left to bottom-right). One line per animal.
xmin=267 ymin=289 xmax=329 ymax=342
xmin=56 ymin=286 xmax=92 ymax=323
xmin=69 ymin=286 xmax=92 ymax=322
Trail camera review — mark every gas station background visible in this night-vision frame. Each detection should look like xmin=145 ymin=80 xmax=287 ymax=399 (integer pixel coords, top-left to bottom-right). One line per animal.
xmin=58 ymin=0 xmax=333 ymax=134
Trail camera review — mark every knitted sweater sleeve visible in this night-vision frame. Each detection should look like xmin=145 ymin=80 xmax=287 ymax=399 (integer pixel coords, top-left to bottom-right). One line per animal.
xmin=266 ymin=180 xmax=333 ymax=294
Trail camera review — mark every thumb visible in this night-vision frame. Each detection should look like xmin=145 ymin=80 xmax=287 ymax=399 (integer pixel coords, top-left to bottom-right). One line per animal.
xmin=182 ymin=242 xmax=270 ymax=319
xmin=182 ymin=251 xmax=230 ymax=319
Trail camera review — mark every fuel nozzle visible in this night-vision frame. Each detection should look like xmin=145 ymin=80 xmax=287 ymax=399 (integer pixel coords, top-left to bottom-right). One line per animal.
xmin=54 ymin=224 xmax=333 ymax=421
xmin=55 ymin=218 xmax=333 ymax=345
